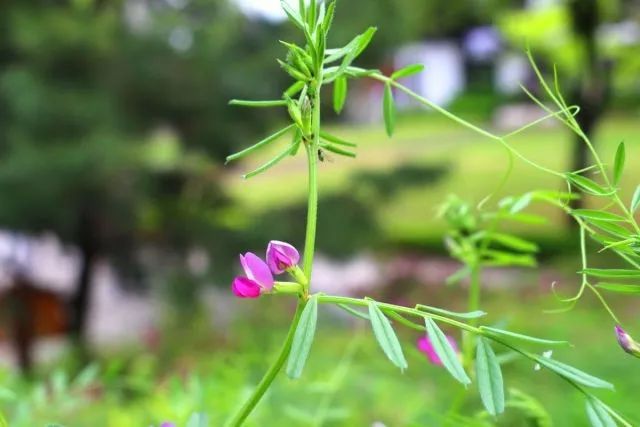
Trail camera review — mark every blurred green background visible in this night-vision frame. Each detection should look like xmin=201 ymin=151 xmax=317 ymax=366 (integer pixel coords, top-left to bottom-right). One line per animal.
xmin=0 ymin=0 xmax=639 ymax=425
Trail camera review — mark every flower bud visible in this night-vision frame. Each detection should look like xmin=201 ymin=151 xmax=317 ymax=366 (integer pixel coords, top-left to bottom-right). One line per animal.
xmin=266 ymin=240 xmax=300 ymax=274
xmin=615 ymin=325 xmax=640 ymax=358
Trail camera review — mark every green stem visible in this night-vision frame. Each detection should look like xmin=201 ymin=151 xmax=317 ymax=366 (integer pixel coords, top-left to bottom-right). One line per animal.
xmin=463 ymin=263 xmax=481 ymax=368
xmin=227 ymin=73 xmax=323 ymax=426
xmin=302 ymin=87 xmax=321 ymax=282
xmin=317 ymin=294 xmax=481 ymax=334
xmin=369 ymin=73 xmax=565 ymax=179
xmin=468 ymin=263 xmax=481 ymax=326
xmin=452 ymin=262 xmax=481 ymax=414
xmin=225 ymin=300 xmax=305 ymax=427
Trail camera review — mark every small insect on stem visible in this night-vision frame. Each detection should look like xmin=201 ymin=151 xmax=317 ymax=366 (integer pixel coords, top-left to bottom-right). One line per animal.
xmin=317 ymin=148 xmax=333 ymax=163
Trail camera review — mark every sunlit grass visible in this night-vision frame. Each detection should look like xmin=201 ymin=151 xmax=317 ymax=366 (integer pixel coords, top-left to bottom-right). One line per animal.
xmin=225 ymin=112 xmax=640 ymax=244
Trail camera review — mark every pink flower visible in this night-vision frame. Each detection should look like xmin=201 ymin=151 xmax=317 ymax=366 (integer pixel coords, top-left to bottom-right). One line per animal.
xmin=615 ymin=325 xmax=640 ymax=358
xmin=231 ymin=252 xmax=274 ymax=298
xmin=266 ymin=240 xmax=300 ymax=274
xmin=417 ymin=335 xmax=459 ymax=366
xmin=160 ymin=423 xmax=175 ymax=427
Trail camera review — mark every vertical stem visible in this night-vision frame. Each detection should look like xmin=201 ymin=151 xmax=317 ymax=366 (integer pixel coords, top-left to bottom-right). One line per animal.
xmin=225 ymin=301 xmax=305 ymax=427
xmin=449 ymin=262 xmax=481 ymax=415
xmin=227 ymin=78 xmax=322 ymax=426
xmin=302 ymin=87 xmax=321 ymax=282
xmin=463 ymin=262 xmax=481 ymax=369
xmin=468 ymin=264 xmax=481 ymax=325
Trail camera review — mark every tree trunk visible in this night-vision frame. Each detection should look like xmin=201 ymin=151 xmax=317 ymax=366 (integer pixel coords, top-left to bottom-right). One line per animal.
xmin=69 ymin=206 xmax=99 ymax=353
xmin=567 ymin=0 xmax=608 ymax=214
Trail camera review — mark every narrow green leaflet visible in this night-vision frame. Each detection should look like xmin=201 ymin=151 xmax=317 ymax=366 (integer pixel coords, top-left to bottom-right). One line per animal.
xmin=530 ymin=189 xmax=578 ymax=204
xmin=352 ymin=27 xmax=377 ymax=58
xmin=445 ymin=266 xmax=471 ymax=286
xmin=586 ymin=398 xmax=617 ymax=427
xmin=572 ymin=210 xmax=627 ymax=222
xmin=613 ymin=142 xmax=625 ymax=186
xmin=280 ymin=0 xmax=305 ymax=31
xmin=531 ymin=355 xmax=614 ymax=389
xmin=481 ymin=249 xmax=536 ymax=268
xmin=319 ymin=131 xmax=357 ymax=147
xmin=391 ymin=64 xmax=425 ymax=80
xmin=287 ymin=295 xmax=319 ymax=379
xmin=475 ymin=231 xmax=539 ymax=253
xmin=424 ymin=318 xmax=470 ymax=385
xmin=368 ymin=301 xmax=408 ymax=371
xmin=415 ymin=304 xmax=486 ymax=319
xmin=322 ymin=0 xmax=336 ymax=36
xmin=566 ymin=173 xmax=613 ymax=196
xmin=289 ymin=130 xmax=302 ymax=156
xmin=581 ymin=269 xmax=640 ymax=279
xmin=186 ymin=412 xmax=209 ymax=427
xmin=73 ymin=363 xmax=99 ymax=389
xmin=476 ymin=337 xmax=505 ymax=416
xmin=306 ymin=0 xmax=316 ymax=28
xmin=332 ymin=27 xmax=377 ymax=80
xmin=383 ymin=83 xmax=395 ymax=137
xmin=325 ymin=27 xmax=377 ymax=65
xmin=52 ymin=370 xmax=68 ymax=395
xmin=587 ymin=219 xmax=633 ymax=239
xmin=509 ymin=193 xmax=533 ymax=214
xmin=333 ymin=76 xmax=348 ymax=113
xmin=278 ymin=59 xmax=309 ymax=81
xmin=229 ymin=99 xmax=288 ymax=108
xmin=480 ymin=326 xmax=569 ymax=347
xmin=285 ymin=80 xmax=306 ymax=97
xmin=243 ymin=143 xmax=297 ymax=179
xmin=493 ymin=212 xmax=548 ymax=225
xmin=384 ymin=310 xmax=424 ymax=332
xmin=631 ymin=185 xmax=640 ymax=213
xmin=595 ymin=283 xmax=640 ymax=294
xmin=507 ymin=388 xmax=552 ymax=427
xmin=336 ymin=303 xmax=370 ymax=320
xmin=320 ymin=143 xmax=356 ymax=158
xmin=226 ymin=124 xmax=296 ymax=164
xmin=344 ymin=65 xmax=380 ymax=78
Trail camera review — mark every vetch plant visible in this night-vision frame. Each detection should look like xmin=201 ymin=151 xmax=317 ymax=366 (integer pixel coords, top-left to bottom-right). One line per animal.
xmin=431 ymin=52 xmax=640 ymax=359
xmin=225 ymin=1 xmax=632 ymax=426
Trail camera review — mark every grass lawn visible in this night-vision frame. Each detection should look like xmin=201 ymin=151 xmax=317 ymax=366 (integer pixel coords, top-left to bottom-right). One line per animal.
xmin=224 ymin=112 xmax=640 ymax=246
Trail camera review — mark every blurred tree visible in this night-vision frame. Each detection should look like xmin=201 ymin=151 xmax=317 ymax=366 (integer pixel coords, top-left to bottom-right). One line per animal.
xmin=0 ymin=0 xmax=286 ymax=360
xmin=500 ymin=0 xmax=640 ymax=210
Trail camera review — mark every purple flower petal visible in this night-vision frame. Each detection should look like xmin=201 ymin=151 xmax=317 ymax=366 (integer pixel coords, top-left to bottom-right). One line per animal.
xmin=232 ymin=276 xmax=262 ymax=298
xmin=240 ymin=252 xmax=274 ymax=290
xmin=160 ymin=423 xmax=176 ymax=427
xmin=417 ymin=335 xmax=459 ymax=366
xmin=266 ymin=240 xmax=300 ymax=274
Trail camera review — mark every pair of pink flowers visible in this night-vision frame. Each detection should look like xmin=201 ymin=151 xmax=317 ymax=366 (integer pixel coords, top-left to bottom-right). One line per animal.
xmin=232 ymin=241 xmax=300 ymax=298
